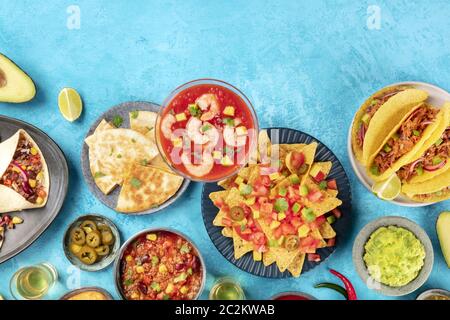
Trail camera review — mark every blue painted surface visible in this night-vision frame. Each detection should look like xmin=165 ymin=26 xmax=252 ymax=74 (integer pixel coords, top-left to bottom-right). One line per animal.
xmin=0 ymin=0 xmax=449 ymax=300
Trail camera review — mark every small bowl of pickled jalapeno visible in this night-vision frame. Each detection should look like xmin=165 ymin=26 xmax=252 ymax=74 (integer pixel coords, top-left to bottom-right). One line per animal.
xmin=63 ymin=214 xmax=121 ymax=271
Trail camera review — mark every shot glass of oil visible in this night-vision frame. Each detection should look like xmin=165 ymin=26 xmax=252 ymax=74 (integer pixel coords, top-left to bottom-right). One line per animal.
xmin=9 ymin=263 xmax=58 ymax=300
xmin=209 ymin=277 xmax=245 ymax=300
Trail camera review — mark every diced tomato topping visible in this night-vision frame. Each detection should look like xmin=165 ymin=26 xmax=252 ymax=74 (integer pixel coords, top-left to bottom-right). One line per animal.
xmin=214 ymin=198 xmax=225 ymax=208
xmin=260 ymin=175 xmax=271 ymax=187
xmin=307 ymin=190 xmax=323 ymax=202
xmin=253 ymin=232 xmax=266 ymax=246
xmin=290 ymin=217 xmax=303 ymax=229
xmin=327 ymin=238 xmax=336 ymax=247
xmin=315 ymin=215 xmax=326 ymax=225
xmin=313 ymin=171 xmax=326 ymax=182
xmin=327 ymin=179 xmax=337 ymax=190
xmin=332 ymin=208 xmax=342 ymax=219
xmin=254 ymin=185 xmax=269 ymax=196
xmin=307 ymin=253 xmax=321 ymax=262
xmin=260 ymin=202 xmax=274 ymax=214
xmin=273 ymin=226 xmax=283 ymax=239
xmin=234 ymin=226 xmax=252 ymax=241
xmin=281 ymin=222 xmax=296 ymax=235
xmin=291 ymin=152 xmax=305 ymax=169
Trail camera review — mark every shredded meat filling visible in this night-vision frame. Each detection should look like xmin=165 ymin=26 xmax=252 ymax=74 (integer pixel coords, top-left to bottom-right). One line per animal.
xmin=372 ymin=105 xmax=438 ymax=174
xmin=398 ymin=128 xmax=450 ymax=181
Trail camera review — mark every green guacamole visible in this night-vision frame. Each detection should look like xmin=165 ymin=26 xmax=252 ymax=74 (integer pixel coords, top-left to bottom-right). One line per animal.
xmin=363 ymin=226 xmax=425 ymax=287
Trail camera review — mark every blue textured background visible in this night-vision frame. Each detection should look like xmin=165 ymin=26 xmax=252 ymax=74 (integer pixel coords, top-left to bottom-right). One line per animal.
xmin=0 ymin=0 xmax=449 ymax=300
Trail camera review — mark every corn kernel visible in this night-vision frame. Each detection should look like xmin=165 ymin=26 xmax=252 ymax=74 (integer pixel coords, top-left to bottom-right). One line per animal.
xmin=165 ymin=283 xmax=174 ymax=294
xmin=126 ymin=255 xmax=133 ymax=262
xmin=159 ymin=264 xmax=168 ymax=273
xmin=270 ymin=220 xmax=281 ymax=229
xmin=212 ymin=150 xmax=222 ymax=160
xmin=28 ymin=179 xmax=36 ymax=188
xmin=172 ymin=138 xmax=183 ymax=148
xmin=36 ymin=197 xmax=43 ymax=204
xmin=220 ymin=155 xmax=234 ymax=166
xmin=180 ymin=286 xmax=189 ymax=294
xmin=146 ymin=233 xmax=157 ymax=241
xmin=136 ymin=266 xmax=145 ymax=273
xmin=30 ymin=147 xmax=38 ymax=155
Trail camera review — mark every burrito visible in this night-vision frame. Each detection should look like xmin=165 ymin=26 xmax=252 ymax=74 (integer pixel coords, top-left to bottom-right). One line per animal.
xmin=366 ymin=102 xmax=450 ymax=182
xmin=0 ymin=130 xmax=49 ymax=213
xmin=351 ymin=86 xmax=428 ymax=165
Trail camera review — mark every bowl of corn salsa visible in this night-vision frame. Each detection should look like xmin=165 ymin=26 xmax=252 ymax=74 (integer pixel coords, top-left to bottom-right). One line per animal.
xmin=114 ymin=228 xmax=206 ymax=300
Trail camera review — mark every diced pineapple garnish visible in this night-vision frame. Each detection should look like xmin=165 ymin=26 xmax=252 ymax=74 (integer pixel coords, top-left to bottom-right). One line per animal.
xmin=298 ymin=225 xmax=310 ymax=238
xmin=252 ymin=210 xmax=260 ymax=219
xmin=223 ymin=106 xmax=235 ymax=116
xmin=270 ymin=220 xmax=281 ymax=229
xmin=277 ymin=213 xmax=286 ymax=221
xmin=236 ymin=126 xmax=248 ymax=136
xmin=136 ymin=266 xmax=145 ymax=273
xmin=234 ymin=176 xmax=244 ymax=185
xmin=269 ymin=172 xmax=280 ymax=181
xmin=221 ymin=155 xmax=234 ymax=166
xmin=171 ymin=137 xmax=183 ymax=148
xmin=175 ymin=113 xmax=187 ymax=122
xmin=212 ymin=150 xmax=222 ymax=160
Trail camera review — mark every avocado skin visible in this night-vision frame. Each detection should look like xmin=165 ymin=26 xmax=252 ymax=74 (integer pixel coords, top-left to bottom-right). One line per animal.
xmin=437 ymin=212 xmax=450 ymax=268
xmin=0 ymin=53 xmax=36 ymax=103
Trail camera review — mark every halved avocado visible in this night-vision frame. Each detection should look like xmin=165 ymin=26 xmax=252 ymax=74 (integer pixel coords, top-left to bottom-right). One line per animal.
xmin=0 ymin=53 xmax=36 ymax=103
xmin=437 ymin=211 xmax=450 ymax=268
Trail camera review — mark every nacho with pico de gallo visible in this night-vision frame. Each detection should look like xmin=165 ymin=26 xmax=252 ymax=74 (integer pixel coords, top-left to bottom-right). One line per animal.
xmin=209 ymin=130 xmax=344 ymax=277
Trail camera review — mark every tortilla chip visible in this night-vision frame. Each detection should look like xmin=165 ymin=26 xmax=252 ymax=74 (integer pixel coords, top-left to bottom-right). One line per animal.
xmin=319 ymin=221 xmax=337 ymax=239
xmin=273 ymin=247 xmax=298 ymax=272
xmin=263 ymin=250 xmax=277 ymax=266
xmin=302 ymin=177 xmax=342 ymax=216
xmin=224 ymin=187 xmax=246 ymax=208
xmin=232 ymin=228 xmax=253 ymax=259
xmin=311 ymin=228 xmax=327 ymax=248
xmin=129 ymin=111 xmax=157 ymax=141
xmin=257 ymin=130 xmax=272 ymax=164
xmin=287 ymin=252 xmax=306 ymax=278
xmin=116 ymin=164 xmax=183 ymax=213
xmin=213 ymin=210 xmax=229 ymax=227
xmin=218 ymin=176 xmax=235 ymax=189
xmin=222 ymin=227 xmax=233 ymax=238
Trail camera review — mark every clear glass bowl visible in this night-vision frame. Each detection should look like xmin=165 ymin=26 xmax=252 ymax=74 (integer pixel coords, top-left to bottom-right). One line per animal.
xmin=155 ymin=79 xmax=259 ymax=182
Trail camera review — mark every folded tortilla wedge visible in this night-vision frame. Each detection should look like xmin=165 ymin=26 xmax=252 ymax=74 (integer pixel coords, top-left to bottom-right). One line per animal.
xmin=351 ymin=86 xmax=428 ymax=165
xmin=0 ymin=129 xmax=50 ymax=213
xmin=366 ymin=103 xmax=450 ymax=182
xmin=116 ymin=164 xmax=183 ymax=213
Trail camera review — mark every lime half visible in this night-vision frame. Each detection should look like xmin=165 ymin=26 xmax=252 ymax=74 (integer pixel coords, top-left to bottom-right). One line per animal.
xmin=371 ymin=174 xmax=402 ymax=201
xmin=58 ymin=87 xmax=82 ymax=122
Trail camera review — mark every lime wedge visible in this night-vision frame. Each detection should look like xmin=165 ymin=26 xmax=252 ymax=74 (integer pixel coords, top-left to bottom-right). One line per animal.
xmin=58 ymin=87 xmax=82 ymax=122
xmin=371 ymin=174 xmax=401 ymax=201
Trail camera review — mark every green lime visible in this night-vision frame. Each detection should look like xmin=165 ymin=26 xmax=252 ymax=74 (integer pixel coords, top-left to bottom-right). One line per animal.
xmin=371 ymin=174 xmax=401 ymax=201
xmin=58 ymin=87 xmax=82 ymax=122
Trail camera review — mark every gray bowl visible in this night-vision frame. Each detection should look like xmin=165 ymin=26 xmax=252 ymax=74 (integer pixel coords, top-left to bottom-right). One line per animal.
xmin=63 ymin=214 xmax=121 ymax=272
xmin=416 ymin=288 xmax=450 ymax=300
xmin=113 ymin=228 xmax=206 ymax=300
xmin=352 ymin=216 xmax=434 ymax=296
xmin=60 ymin=287 xmax=114 ymax=300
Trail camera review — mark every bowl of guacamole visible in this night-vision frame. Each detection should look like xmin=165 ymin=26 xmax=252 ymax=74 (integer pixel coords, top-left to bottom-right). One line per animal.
xmin=353 ymin=216 xmax=434 ymax=296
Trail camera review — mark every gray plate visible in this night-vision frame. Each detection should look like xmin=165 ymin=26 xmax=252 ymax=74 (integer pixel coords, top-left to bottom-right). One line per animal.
xmin=63 ymin=214 xmax=121 ymax=272
xmin=81 ymin=101 xmax=190 ymax=215
xmin=352 ymin=216 xmax=434 ymax=296
xmin=0 ymin=116 xmax=69 ymax=264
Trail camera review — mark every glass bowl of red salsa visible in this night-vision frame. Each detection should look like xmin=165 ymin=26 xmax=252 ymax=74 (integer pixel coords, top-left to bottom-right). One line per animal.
xmin=114 ymin=228 xmax=206 ymax=300
xmin=271 ymin=292 xmax=317 ymax=300
xmin=156 ymin=79 xmax=259 ymax=182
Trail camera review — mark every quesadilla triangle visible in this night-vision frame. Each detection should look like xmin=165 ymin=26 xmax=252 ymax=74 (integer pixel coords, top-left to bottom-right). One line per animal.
xmin=351 ymin=86 xmax=428 ymax=165
xmin=366 ymin=102 xmax=450 ymax=182
xmin=116 ymin=164 xmax=183 ymax=213
xmin=402 ymin=166 xmax=450 ymax=203
xmin=0 ymin=129 xmax=50 ymax=213
xmin=398 ymin=103 xmax=450 ymax=184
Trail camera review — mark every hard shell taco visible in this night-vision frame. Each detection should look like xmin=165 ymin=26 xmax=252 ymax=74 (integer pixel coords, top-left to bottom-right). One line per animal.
xmin=402 ymin=166 xmax=450 ymax=203
xmin=351 ymin=86 xmax=428 ymax=165
xmin=397 ymin=103 xmax=450 ymax=184
xmin=367 ymin=103 xmax=450 ymax=182
xmin=0 ymin=130 xmax=49 ymax=213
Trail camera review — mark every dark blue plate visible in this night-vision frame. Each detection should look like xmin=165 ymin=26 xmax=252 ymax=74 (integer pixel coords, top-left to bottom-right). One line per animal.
xmin=201 ymin=127 xmax=352 ymax=278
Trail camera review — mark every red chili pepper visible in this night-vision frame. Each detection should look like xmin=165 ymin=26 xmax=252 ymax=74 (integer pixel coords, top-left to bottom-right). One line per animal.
xmin=329 ymin=268 xmax=357 ymax=300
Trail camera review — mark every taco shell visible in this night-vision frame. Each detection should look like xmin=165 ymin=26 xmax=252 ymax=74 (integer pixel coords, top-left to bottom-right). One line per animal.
xmin=367 ymin=103 xmax=450 ymax=182
xmin=0 ymin=130 xmax=50 ymax=213
xmin=402 ymin=165 xmax=450 ymax=203
xmin=351 ymin=86 xmax=428 ymax=165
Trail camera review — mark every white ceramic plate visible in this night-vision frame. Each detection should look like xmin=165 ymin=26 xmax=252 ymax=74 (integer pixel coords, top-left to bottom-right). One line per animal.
xmin=347 ymin=81 xmax=450 ymax=207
